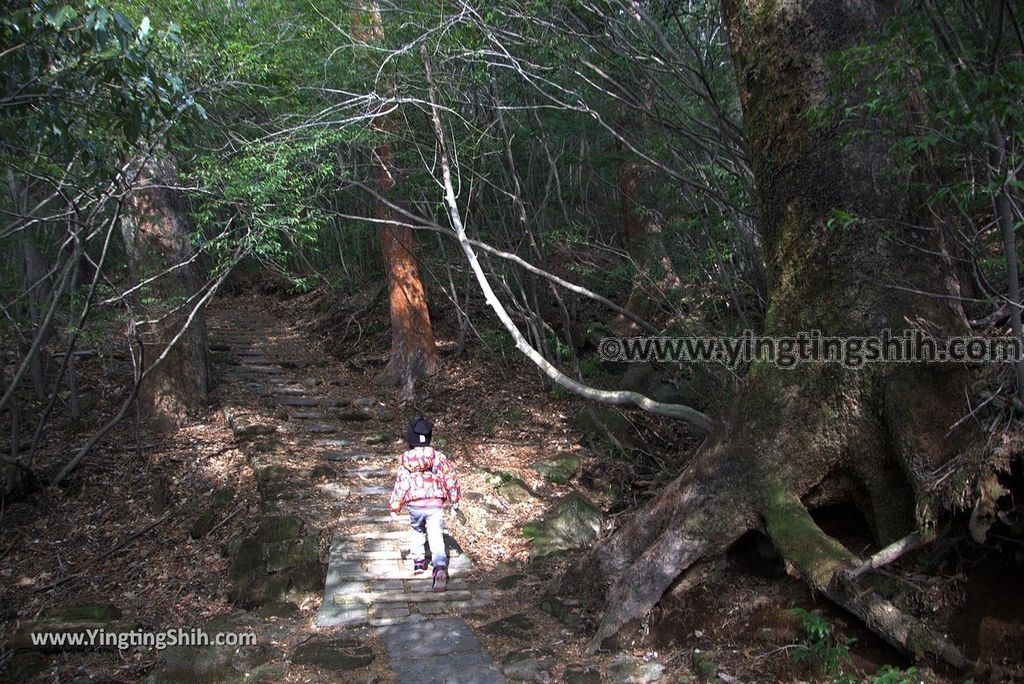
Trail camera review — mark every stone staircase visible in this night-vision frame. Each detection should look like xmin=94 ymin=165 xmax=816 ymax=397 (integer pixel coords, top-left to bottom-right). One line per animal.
xmin=208 ymin=320 xmax=505 ymax=683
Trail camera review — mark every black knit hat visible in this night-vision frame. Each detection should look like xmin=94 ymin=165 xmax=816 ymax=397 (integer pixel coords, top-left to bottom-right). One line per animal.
xmin=407 ymin=415 xmax=433 ymax=448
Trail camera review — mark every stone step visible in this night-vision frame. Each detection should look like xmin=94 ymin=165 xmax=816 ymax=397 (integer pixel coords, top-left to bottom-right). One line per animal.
xmin=324 ymin=451 xmax=377 ymax=462
xmin=329 ymin=550 xmax=411 ymax=560
xmin=333 ymin=507 xmax=405 ymax=519
xmin=334 ymin=590 xmax=475 ymax=605
xmin=314 ymin=438 xmax=355 ymax=448
xmin=336 ymin=468 xmax=390 ymax=478
xmin=329 ymin=547 xmax=470 ymax=562
xmin=338 ymin=516 xmax=403 ymax=526
xmin=328 ymin=576 xmax=469 ymax=591
xmin=301 ymin=424 xmax=339 ymax=434
xmin=352 ymin=485 xmax=390 ymax=496
xmin=337 ymin=530 xmax=414 ymax=540
xmin=315 ymin=484 xmax=350 ymax=499
xmin=315 ymin=604 xmax=367 ymax=628
xmin=242 ymin=365 xmax=286 ymax=375
xmin=272 ymin=386 xmax=308 ymax=396
xmin=370 ymin=614 xmax=426 ymax=627
xmin=289 ymin=410 xmax=328 ymax=420
xmin=276 ymin=397 xmax=321 ymax=407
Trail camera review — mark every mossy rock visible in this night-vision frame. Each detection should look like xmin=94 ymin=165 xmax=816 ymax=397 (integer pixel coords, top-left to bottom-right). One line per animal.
xmin=530 ymin=454 xmax=580 ymax=485
xmin=691 ymin=650 xmax=719 ymax=683
xmin=563 ymin=668 xmax=602 ymax=684
xmin=149 ymin=625 xmax=244 ymax=684
xmin=291 ymin=637 xmax=374 ymax=671
xmin=502 ymin=649 xmax=555 ymax=682
xmin=254 ymin=515 xmax=305 ymax=544
xmin=482 ymin=613 xmax=534 ymax=637
xmin=525 ymin=492 xmax=602 ymax=559
xmin=285 ymin=558 xmax=327 ymax=594
xmin=246 ymin=665 xmax=287 ymax=683
xmin=521 ymin=521 xmax=544 ymax=540
xmin=539 ymin=595 xmax=581 ymax=629
xmin=227 ymin=518 xmax=324 ymax=608
xmin=605 ymin=654 xmax=665 ymax=684
xmin=364 ymin=432 xmax=392 ymax=445
xmin=493 ymin=474 xmax=537 ymax=504
xmin=12 ymin=604 xmax=139 ymax=652
xmin=265 ymin=534 xmax=318 ymax=573
xmin=255 ymin=601 xmax=299 ymax=619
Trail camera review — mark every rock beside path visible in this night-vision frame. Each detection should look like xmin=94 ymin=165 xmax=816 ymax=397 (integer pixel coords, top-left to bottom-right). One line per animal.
xmin=529 ymin=454 xmax=580 ymax=485
xmin=522 ymin=492 xmax=601 ymax=559
xmin=290 ymin=637 xmax=375 ymax=671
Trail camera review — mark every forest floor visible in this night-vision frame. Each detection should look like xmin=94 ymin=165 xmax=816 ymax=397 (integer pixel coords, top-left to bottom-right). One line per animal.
xmin=2 ymin=288 xmax=1022 ymax=683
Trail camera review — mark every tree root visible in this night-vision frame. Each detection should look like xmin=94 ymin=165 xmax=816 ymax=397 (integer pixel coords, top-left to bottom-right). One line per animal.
xmin=763 ymin=488 xmax=967 ymax=669
xmin=564 ymin=474 xmax=968 ymax=669
xmin=586 ymin=527 xmax=709 ymax=653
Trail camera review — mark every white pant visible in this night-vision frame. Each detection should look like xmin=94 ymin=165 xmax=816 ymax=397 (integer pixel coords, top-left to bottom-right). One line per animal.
xmin=407 ymin=506 xmax=446 ymax=568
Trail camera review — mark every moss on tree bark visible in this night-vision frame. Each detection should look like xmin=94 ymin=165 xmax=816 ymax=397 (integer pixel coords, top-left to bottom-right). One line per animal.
xmin=550 ymin=0 xmax=977 ymax=666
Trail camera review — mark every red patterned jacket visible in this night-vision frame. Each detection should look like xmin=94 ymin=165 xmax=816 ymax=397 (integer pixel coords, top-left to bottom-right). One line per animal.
xmin=388 ymin=447 xmax=461 ymax=513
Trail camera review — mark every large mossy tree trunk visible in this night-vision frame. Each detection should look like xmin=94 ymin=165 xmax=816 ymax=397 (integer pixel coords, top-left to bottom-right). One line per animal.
xmin=122 ymin=155 xmax=210 ymax=430
xmin=551 ymin=0 xmax=973 ymax=665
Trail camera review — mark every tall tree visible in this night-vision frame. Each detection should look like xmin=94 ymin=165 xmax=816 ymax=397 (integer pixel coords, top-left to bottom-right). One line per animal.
xmin=550 ymin=0 xmax=973 ymax=665
xmin=122 ymin=155 xmax=210 ymax=429
xmin=353 ymin=1 xmax=438 ymax=401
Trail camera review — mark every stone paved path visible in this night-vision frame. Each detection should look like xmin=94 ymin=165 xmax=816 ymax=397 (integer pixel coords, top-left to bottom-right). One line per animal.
xmin=208 ymin=320 xmax=505 ymax=684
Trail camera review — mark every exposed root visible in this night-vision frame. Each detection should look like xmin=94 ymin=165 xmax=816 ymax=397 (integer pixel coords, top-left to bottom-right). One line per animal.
xmin=586 ymin=527 xmax=708 ymax=653
xmin=762 ymin=487 xmax=967 ymax=669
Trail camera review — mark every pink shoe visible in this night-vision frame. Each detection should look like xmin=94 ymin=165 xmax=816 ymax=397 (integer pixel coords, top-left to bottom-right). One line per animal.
xmin=431 ymin=566 xmax=448 ymax=592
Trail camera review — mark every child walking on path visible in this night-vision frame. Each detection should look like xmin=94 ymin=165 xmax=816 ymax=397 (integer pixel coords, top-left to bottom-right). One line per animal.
xmin=388 ymin=415 xmax=461 ymax=592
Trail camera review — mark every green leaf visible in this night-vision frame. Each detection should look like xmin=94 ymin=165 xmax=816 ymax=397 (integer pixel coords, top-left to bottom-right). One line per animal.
xmin=45 ymin=5 xmax=77 ymax=30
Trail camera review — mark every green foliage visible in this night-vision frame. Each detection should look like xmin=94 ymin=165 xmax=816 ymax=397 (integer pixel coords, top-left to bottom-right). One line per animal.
xmin=826 ymin=0 xmax=1023 ymax=306
xmin=0 ymin=0 xmax=194 ymax=179
xmin=870 ymin=665 xmax=921 ymax=684
xmin=477 ymin=327 xmax=517 ymax=360
xmin=789 ymin=610 xmax=933 ymax=684
xmin=789 ymin=608 xmax=856 ymax=683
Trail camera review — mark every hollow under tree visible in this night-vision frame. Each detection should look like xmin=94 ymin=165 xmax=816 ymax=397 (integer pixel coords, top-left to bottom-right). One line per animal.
xmin=547 ymin=0 xmax=979 ymax=666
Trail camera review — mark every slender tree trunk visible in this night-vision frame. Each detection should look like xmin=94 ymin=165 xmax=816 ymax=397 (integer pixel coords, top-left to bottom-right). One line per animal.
xmin=353 ymin=1 xmax=438 ymax=402
xmin=611 ymin=100 xmax=681 ymax=335
xmin=550 ymin=0 xmax=973 ymax=665
xmin=990 ymin=117 xmax=1024 ymax=403
xmin=121 ymin=155 xmax=210 ymax=429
